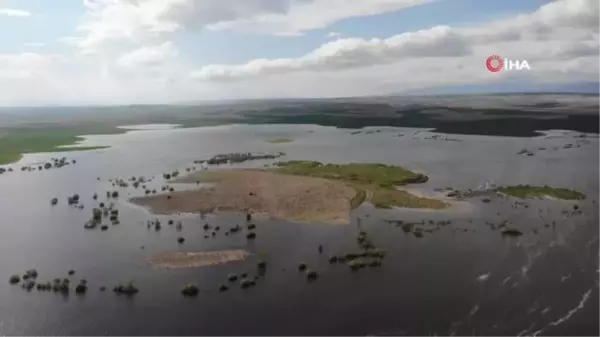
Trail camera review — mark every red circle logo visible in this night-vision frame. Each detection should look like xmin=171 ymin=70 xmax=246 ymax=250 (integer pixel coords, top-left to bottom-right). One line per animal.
xmin=486 ymin=55 xmax=503 ymax=72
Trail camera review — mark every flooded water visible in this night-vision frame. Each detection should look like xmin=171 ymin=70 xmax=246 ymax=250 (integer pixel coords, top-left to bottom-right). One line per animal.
xmin=0 ymin=124 xmax=598 ymax=336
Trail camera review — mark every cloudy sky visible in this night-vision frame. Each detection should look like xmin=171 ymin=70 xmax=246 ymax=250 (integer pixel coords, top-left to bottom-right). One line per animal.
xmin=0 ymin=0 xmax=598 ymax=106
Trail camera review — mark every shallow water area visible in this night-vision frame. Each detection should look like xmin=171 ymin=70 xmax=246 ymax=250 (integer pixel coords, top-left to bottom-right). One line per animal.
xmin=0 ymin=124 xmax=597 ymax=336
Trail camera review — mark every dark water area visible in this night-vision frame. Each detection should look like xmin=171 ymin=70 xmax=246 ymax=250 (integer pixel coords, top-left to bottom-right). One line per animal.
xmin=0 ymin=124 xmax=598 ymax=336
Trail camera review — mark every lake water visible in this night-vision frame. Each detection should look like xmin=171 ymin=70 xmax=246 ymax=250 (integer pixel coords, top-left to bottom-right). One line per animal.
xmin=0 ymin=124 xmax=598 ymax=336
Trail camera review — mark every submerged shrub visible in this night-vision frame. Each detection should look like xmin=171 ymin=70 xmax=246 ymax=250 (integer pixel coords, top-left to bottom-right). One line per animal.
xmin=9 ymin=274 xmax=20 ymax=284
xmin=227 ymin=273 xmax=238 ymax=282
xmin=75 ymin=283 xmax=88 ymax=294
xmin=181 ymin=284 xmax=199 ymax=297
xmin=257 ymin=260 xmax=267 ymax=269
xmin=113 ymin=281 xmax=139 ymax=295
xmin=305 ymin=270 xmax=318 ymax=280
xmin=21 ymin=280 xmax=35 ymax=291
xmin=240 ymin=279 xmax=255 ymax=289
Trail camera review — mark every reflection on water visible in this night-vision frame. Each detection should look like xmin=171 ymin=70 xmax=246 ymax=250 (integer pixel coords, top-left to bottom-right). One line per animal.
xmin=0 ymin=124 xmax=597 ymax=336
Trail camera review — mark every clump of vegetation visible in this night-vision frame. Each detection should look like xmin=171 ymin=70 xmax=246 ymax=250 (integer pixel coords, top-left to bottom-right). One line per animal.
xmin=305 ymin=269 xmax=318 ymax=280
xmin=246 ymin=232 xmax=256 ymax=239
xmin=328 ymin=255 xmax=338 ymax=263
xmin=177 ymin=237 xmax=185 ymax=244
xmin=113 ymin=281 xmax=139 ymax=295
xmin=219 ymin=284 xmax=229 ymax=292
xmin=367 ymin=248 xmax=386 ymax=258
xmin=501 ymin=227 xmax=524 ymax=237
xmin=24 ymin=269 xmax=38 ymax=279
xmin=51 ymin=198 xmax=58 ymax=206
xmin=9 ymin=274 xmax=20 ymax=284
xmin=348 ymin=259 xmax=367 ymax=270
xmin=265 ymin=138 xmax=293 ymax=144
xmin=496 ymin=185 xmax=585 ymax=200
xmin=37 ymin=282 xmax=52 ymax=291
xmin=227 ymin=273 xmax=238 ymax=282
xmin=181 ymin=284 xmax=199 ymax=296
xmin=240 ymin=279 xmax=255 ymax=289
xmin=21 ymin=280 xmax=36 ymax=291
xmin=68 ymin=270 xmax=75 ymax=275
xmin=75 ymin=282 xmax=88 ymax=294
xmin=247 ymin=224 xmax=256 ymax=230
xmin=275 ymin=161 xmax=446 ymax=210
xmin=257 ymin=260 xmax=267 ymax=269
xmin=92 ymin=208 xmax=102 ymax=221
xmin=52 ymin=279 xmax=70 ymax=293
xmin=100 ymin=225 xmax=109 ymax=231
xmin=298 ymin=263 xmax=307 ymax=271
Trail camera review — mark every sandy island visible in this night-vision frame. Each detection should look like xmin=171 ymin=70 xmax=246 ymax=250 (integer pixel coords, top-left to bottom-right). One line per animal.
xmin=130 ymin=161 xmax=450 ymax=224
xmin=147 ymin=249 xmax=250 ymax=269
xmin=131 ymin=170 xmax=358 ymax=224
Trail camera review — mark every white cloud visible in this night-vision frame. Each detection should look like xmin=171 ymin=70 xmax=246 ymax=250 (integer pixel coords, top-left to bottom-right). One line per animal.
xmin=70 ymin=0 xmax=186 ymax=53
xmin=204 ymin=0 xmax=437 ymax=36
xmin=0 ymin=0 xmax=598 ymax=105
xmin=117 ymin=41 xmax=178 ymax=68
xmin=191 ymin=25 xmax=471 ymax=80
xmin=327 ymin=32 xmax=341 ymax=38
xmin=191 ymin=0 xmax=599 ymax=83
xmin=0 ymin=53 xmax=62 ymax=80
xmin=0 ymin=8 xmax=30 ymax=17
xmin=67 ymin=0 xmax=434 ymax=52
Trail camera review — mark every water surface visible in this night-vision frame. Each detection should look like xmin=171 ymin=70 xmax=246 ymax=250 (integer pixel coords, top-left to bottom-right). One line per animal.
xmin=0 ymin=124 xmax=597 ymax=336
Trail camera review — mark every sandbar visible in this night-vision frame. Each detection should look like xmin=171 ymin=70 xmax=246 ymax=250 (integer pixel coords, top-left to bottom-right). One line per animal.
xmin=147 ymin=249 xmax=250 ymax=269
xmin=131 ymin=170 xmax=358 ymax=224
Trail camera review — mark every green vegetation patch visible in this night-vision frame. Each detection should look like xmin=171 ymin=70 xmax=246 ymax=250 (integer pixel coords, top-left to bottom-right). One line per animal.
xmin=0 ymin=153 xmax=23 ymax=165
xmin=275 ymin=161 xmax=446 ymax=210
xmin=265 ymin=138 xmax=293 ymax=144
xmin=371 ymin=189 xmax=447 ymax=209
xmin=275 ymin=161 xmax=428 ymax=186
xmin=497 ymin=185 xmax=585 ymax=200
xmin=0 ymin=129 xmax=111 ymax=164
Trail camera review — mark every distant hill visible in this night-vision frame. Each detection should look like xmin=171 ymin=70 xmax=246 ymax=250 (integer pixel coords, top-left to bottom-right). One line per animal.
xmin=401 ymin=81 xmax=600 ymax=96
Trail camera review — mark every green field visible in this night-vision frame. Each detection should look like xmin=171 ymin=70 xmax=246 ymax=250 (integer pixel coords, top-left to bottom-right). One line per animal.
xmin=496 ymin=185 xmax=585 ymax=200
xmin=0 ymin=128 xmax=116 ymax=165
xmin=275 ymin=161 xmax=446 ymax=209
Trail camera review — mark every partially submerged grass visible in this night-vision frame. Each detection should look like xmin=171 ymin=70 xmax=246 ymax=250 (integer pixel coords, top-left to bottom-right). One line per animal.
xmin=275 ymin=161 xmax=446 ymax=210
xmin=0 ymin=153 xmax=23 ymax=165
xmin=370 ymin=189 xmax=447 ymax=209
xmin=0 ymin=128 xmax=112 ymax=164
xmin=265 ymin=138 xmax=293 ymax=144
xmin=275 ymin=161 xmax=427 ymax=186
xmin=497 ymin=185 xmax=585 ymax=200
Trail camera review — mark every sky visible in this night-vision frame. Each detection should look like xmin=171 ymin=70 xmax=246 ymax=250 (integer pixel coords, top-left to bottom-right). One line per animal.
xmin=0 ymin=0 xmax=598 ymax=106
